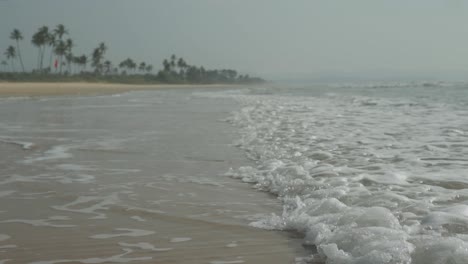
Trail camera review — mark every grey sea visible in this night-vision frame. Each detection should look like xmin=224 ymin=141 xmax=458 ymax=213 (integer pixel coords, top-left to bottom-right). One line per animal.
xmin=1 ymin=83 xmax=468 ymax=264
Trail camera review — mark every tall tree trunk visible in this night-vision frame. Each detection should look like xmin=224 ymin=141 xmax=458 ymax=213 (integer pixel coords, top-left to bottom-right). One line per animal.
xmin=15 ymin=40 xmax=25 ymax=72
xmin=40 ymin=45 xmax=46 ymax=72
xmin=48 ymin=47 xmax=54 ymax=72
xmin=59 ymin=55 xmax=63 ymax=74
xmin=37 ymin=48 xmax=41 ymax=71
xmin=10 ymin=58 xmax=16 ymax=72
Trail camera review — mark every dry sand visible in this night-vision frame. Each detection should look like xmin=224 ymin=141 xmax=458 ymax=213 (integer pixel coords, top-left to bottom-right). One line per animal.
xmin=0 ymin=82 xmax=235 ymax=97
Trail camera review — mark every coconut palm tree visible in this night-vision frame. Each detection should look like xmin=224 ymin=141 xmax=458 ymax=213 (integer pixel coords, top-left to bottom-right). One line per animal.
xmin=31 ymin=26 xmax=49 ymax=71
xmin=170 ymin=54 xmax=176 ymax=71
xmin=103 ymin=60 xmax=112 ymax=75
xmin=145 ymin=64 xmax=153 ymax=74
xmin=138 ymin=62 xmax=146 ymax=73
xmin=1 ymin=60 xmax=8 ymax=72
xmin=91 ymin=42 xmax=107 ymax=74
xmin=54 ymin=40 xmax=67 ymax=74
xmin=47 ymin=33 xmax=56 ymax=70
xmin=163 ymin=59 xmax=170 ymax=72
xmin=54 ymin=24 xmax=68 ymax=41
xmin=10 ymin=29 xmax=25 ymax=72
xmin=4 ymin=46 xmax=16 ymax=72
xmin=65 ymin=38 xmax=74 ymax=73
xmin=75 ymin=54 xmax=87 ymax=72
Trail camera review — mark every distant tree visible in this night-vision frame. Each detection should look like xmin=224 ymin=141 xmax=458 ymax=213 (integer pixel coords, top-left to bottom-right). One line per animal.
xmin=138 ymin=62 xmax=146 ymax=73
xmin=103 ymin=60 xmax=112 ymax=75
xmin=118 ymin=58 xmax=136 ymax=74
xmin=77 ymin=55 xmax=87 ymax=72
xmin=162 ymin=59 xmax=170 ymax=72
xmin=91 ymin=42 xmax=107 ymax=74
xmin=177 ymin=57 xmax=187 ymax=78
xmin=128 ymin=59 xmax=136 ymax=73
xmin=53 ymin=24 xmax=68 ymax=72
xmin=65 ymin=53 xmax=74 ymax=74
xmin=10 ymin=29 xmax=25 ymax=72
xmin=65 ymin=38 xmax=74 ymax=73
xmin=54 ymin=40 xmax=67 ymax=74
xmin=145 ymin=64 xmax=153 ymax=74
xmin=31 ymin=26 xmax=49 ymax=71
xmin=46 ymin=33 xmax=56 ymax=70
xmin=170 ymin=54 xmax=177 ymax=71
xmin=54 ymin=24 xmax=68 ymax=41
xmin=1 ymin=60 xmax=8 ymax=72
xmin=4 ymin=46 xmax=16 ymax=72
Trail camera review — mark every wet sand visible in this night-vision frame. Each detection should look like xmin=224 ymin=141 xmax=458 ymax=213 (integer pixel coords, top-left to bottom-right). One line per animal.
xmin=0 ymin=82 xmax=235 ymax=97
xmin=0 ymin=87 xmax=310 ymax=263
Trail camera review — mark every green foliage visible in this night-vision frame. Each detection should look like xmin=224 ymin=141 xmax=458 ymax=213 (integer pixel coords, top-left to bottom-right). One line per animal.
xmin=2 ymin=24 xmax=265 ymax=84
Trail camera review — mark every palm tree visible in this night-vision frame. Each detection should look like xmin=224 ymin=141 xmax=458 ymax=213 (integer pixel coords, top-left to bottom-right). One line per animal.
xmin=177 ymin=57 xmax=187 ymax=78
xmin=170 ymin=54 xmax=176 ymax=71
xmin=65 ymin=38 xmax=73 ymax=73
xmin=163 ymin=59 xmax=170 ymax=72
xmin=54 ymin=40 xmax=67 ymax=74
xmin=31 ymin=26 xmax=49 ymax=71
xmin=4 ymin=46 xmax=16 ymax=72
xmin=47 ymin=33 xmax=56 ymax=70
xmin=91 ymin=42 xmax=107 ymax=74
xmin=75 ymin=54 xmax=87 ymax=72
xmin=65 ymin=53 xmax=74 ymax=74
xmin=145 ymin=64 xmax=153 ymax=74
xmin=10 ymin=29 xmax=25 ymax=72
xmin=138 ymin=62 xmax=146 ymax=73
xmin=103 ymin=60 xmax=112 ymax=75
xmin=54 ymin=24 xmax=68 ymax=41
xmin=1 ymin=60 xmax=8 ymax=72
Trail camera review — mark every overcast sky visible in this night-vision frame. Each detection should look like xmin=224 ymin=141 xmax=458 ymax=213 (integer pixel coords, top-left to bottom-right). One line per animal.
xmin=2 ymin=0 xmax=468 ymax=80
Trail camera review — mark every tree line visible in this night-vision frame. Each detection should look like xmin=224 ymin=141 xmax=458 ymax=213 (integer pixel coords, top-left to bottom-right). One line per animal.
xmin=1 ymin=24 xmax=264 ymax=84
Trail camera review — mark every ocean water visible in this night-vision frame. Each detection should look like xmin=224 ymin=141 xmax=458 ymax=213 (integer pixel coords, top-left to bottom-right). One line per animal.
xmin=198 ymin=81 xmax=468 ymax=264
xmin=1 ymin=83 xmax=468 ymax=264
xmin=0 ymin=88 xmax=306 ymax=264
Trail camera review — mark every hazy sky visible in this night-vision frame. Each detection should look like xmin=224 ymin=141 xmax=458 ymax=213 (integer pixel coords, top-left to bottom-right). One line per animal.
xmin=2 ymin=0 xmax=468 ymax=80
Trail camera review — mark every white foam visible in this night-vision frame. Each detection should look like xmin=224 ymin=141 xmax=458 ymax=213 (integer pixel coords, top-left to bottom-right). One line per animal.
xmin=90 ymin=228 xmax=155 ymax=239
xmin=0 ymin=191 xmax=15 ymax=198
xmin=209 ymin=87 xmax=468 ymax=264
xmin=226 ymin=241 xmax=238 ymax=248
xmin=0 ymin=138 xmax=35 ymax=150
xmin=210 ymin=260 xmax=244 ymax=264
xmin=23 ymin=145 xmax=73 ymax=164
xmin=52 ymin=194 xmax=119 ymax=219
xmin=118 ymin=242 xmax=172 ymax=252
xmin=29 ymin=248 xmax=151 ymax=264
xmin=0 ymin=216 xmax=75 ymax=228
xmin=130 ymin=216 xmax=146 ymax=222
xmin=0 ymin=234 xmax=10 ymax=242
xmin=170 ymin=237 xmax=192 ymax=243
xmin=0 ymin=245 xmax=16 ymax=249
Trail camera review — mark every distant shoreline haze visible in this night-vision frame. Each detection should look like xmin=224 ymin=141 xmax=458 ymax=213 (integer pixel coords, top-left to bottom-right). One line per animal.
xmin=1 ymin=25 xmax=264 ymax=85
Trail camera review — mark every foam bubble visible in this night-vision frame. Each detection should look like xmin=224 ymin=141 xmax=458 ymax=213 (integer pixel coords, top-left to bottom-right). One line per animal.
xmin=170 ymin=237 xmax=192 ymax=243
xmin=118 ymin=242 xmax=172 ymax=252
xmin=214 ymin=87 xmax=468 ymax=264
xmin=90 ymin=228 xmax=155 ymax=239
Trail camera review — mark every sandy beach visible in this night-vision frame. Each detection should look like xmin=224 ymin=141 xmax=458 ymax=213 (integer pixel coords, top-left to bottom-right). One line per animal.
xmin=0 ymin=82 xmax=235 ymax=97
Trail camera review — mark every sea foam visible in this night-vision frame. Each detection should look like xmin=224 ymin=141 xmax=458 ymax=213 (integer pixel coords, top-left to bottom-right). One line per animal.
xmin=203 ymin=84 xmax=468 ymax=264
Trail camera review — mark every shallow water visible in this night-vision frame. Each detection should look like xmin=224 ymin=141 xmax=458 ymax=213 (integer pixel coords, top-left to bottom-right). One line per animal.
xmin=197 ymin=82 xmax=468 ymax=264
xmin=0 ymin=88 xmax=307 ymax=264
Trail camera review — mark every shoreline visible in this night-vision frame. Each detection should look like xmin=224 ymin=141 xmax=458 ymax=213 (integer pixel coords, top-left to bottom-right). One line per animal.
xmin=0 ymin=82 xmax=241 ymax=97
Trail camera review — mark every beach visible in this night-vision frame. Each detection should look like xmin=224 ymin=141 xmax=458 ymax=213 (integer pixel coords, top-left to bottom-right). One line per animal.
xmin=0 ymin=83 xmax=309 ymax=264
xmin=0 ymin=82 xmax=235 ymax=97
